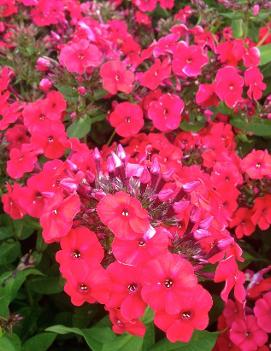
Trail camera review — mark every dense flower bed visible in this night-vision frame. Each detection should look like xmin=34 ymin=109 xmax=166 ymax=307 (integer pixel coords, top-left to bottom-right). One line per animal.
xmin=1 ymin=1 xmax=271 ymax=350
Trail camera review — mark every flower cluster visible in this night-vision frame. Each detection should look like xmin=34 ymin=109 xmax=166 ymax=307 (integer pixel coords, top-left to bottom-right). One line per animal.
xmin=1 ymin=0 xmax=271 ymax=348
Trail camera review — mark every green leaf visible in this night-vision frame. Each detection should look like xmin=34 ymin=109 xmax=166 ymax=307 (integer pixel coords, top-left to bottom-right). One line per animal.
xmin=180 ymin=119 xmax=205 ymax=132
xmin=22 ymin=333 xmax=56 ymax=351
xmin=27 ymin=276 xmax=64 ymax=295
xmin=0 ymin=333 xmax=21 ymax=351
xmin=55 ymin=85 xmax=78 ymax=98
xmin=231 ymin=117 xmax=271 ymax=137
xmin=259 ymin=44 xmax=271 ymax=66
xmin=232 ymin=18 xmax=244 ymax=38
xmin=0 ymin=269 xmax=42 ymax=318
xmin=67 ymin=116 xmax=91 ymax=139
xmin=149 ymin=331 xmax=218 ymax=351
xmin=101 ymin=334 xmax=143 ymax=351
xmin=0 ymin=241 xmax=21 ymax=265
xmin=0 ymin=227 xmax=13 ymax=240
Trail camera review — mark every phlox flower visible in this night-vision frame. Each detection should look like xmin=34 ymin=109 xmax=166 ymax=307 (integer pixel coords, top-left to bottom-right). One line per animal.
xmin=254 ymin=292 xmax=271 ymax=333
xmin=97 ymin=191 xmax=150 ymax=240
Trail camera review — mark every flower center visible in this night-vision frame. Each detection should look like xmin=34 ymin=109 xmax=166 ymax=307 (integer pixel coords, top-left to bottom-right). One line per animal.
xmin=138 ymin=239 xmax=146 ymax=247
xmin=72 ymin=250 xmax=81 ymax=259
xmin=125 ymin=117 xmax=131 ymax=123
xmin=181 ymin=311 xmax=192 ymax=320
xmin=186 ymin=57 xmax=192 ymax=64
xmin=229 ymin=84 xmax=234 ymax=91
xmin=128 ymin=283 xmax=138 ymax=292
xmin=48 ymin=136 xmax=54 ymax=143
xmin=122 ymin=209 xmax=129 ymax=216
xmin=255 ymin=163 xmax=261 ymax=168
xmin=79 ymin=283 xmax=88 ymax=293
xmin=164 ymin=278 xmax=173 ymax=288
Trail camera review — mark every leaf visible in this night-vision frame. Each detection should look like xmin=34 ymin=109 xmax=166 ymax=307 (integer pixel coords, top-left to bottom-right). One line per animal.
xmin=101 ymin=334 xmax=143 ymax=351
xmin=231 ymin=117 xmax=271 ymax=137
xmin=45 ymin=322 xmax=143 ymax=351
xmin=0 ymin=333 xmax=21 ymax=351
xmin=0 ymin=227 xmax=13 ymax=240
xmin=67 ymin=116 xmax=91 ymax=139
xmin=0 ymin=269 xmax=42 ymax=318
xmin=142 ymin=324 xmax=155 ymax=351
xmin=259 ymin=44 xmax=271 ymax=66
xmin=0 ymin=241 xmax=21 ymax=265
xmin=231 ymin=18 xmax=244 ymax=38
xmin=27 ymin=276 xmax=64 ymax=295
xmin=180 ymin=119 xmax=205 ymax=132
xmin=22 ymin=333 xmax=56 ymax=351
xmin=149 ymin=330 xmax=218 ymax=351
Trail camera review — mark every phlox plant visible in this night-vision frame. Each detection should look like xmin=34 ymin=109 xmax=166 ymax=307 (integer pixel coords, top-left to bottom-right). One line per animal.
xmin=0 ymin=1 xmax=271 ymax=351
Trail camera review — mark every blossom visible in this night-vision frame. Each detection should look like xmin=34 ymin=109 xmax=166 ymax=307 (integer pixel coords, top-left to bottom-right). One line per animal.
xmin=214 ymin=66 xmax=244 ymax=108
xmin=7 ymin=146 xmax=37 ymax=179
xmin=132 ymin=0 xmax=157 ymax=12
xmin=244 ymin=67 xmax=266 ymax=100
xmin=112 ymin=227 xmax=169 ymax=265
xmin=148 ymin=93 xmax=184 ymax=132
xmin=100 ymin=60 xmax=134 ymax=95
xmin=214 ymin=255 xmax=246 ymax=303
xmin=108 ymin=309 xmax=146 ymax=337
xmin=40 ymin=192 xmax=81 ymax=243
xmin=2 ymin=184 xmax=25 ymax=220
xmin=140 ymin=59 xmax=171 ymax=90
xmin=59 ymin=39 xmax=102 ymax=74
xmin=229 ymin=316 xmax=268 ymax=351
xmin=108 ymin=102 xmax=144 ymax=137
xmin=64 ymin=264 xmax=110 ymax=306
xmin=172 ymin=42 xmax=208 ymax=77
xmin=141 ymin=253 xmax=197 ymax=314
xmin=56 ymin=226 xmax=104 ymax=277
xmin=251 ymin=195 xmax=271 ymax=231
xmin=106 ymin=262 xmax=146 ymax=320
xmin=254 ymin=292 xmax=271 ymax=333
xmin=96 ymin=191 xmax=150 ymax=240
xmin=44 ymin=91 xmax=67 ymax=121
xmin=196 ymin=84 xmax=219 ymax=107
xmin=240 ymin=150 xmax=271 ymax=180
xmin=154 ymin=285 xmax=212 ymax=343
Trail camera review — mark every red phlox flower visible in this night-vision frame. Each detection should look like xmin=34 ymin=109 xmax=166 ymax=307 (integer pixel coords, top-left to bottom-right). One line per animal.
xmin=40 ymin=192 xmax=81 ymax=243
xmin=139 ymin=58 xmax=171 ymax=90
xmin=106 ymin=262 xmax=146 ymax=320
xmin=148 ymin=93 xmax=184 ymax=132
xmin=108 ymin=308 xmax=146 ymax=337
xmin=132 ymin=0 xmax=157 ymax=12
xmin=100 ymin=60 xmax=134 ymax=95
xmin=243 ymin=47 xmax=260 ymax=67
xmin=30 ymin=121 xmax=68 ymax=159
xmin=159 ymin=0 xmax=174 ymax=10
xmin=7 ymin=145 xmax=37 ymax=179
xmin=44 ymin=91 xmax=67 ymax=121
xmin=152 ymin=34 xmax=179 ymax=58
xmin=0 ymin=66 xmax=13 ymax=93
xmin=112 ymin=226 xmax=169 ymax=265
xmin=16 ymin=174 xmax=47 ymax=218
xmin=229 ymin=316 xmax=268 ymax=351
xmin=172 ymin=42 xmax=208 ymax=77
xmin=2 ymin=183 xmax=25 ymax=220
xmin=59 ymin=39 xmax=102 ymax=74
xmin=244 ymin=67 xmax=266 ymax=100
xmin=214 ymin=255 xmax=246 ymax=303
xmin=64 ymin=263 xmax=110 ymax=306
xmin=141 ymin=253 xmax=197 ymax=314
xmin=230 ymin=208 xmax=256 ymax=239
xmin=0 ymin=0 xmax=17 ymax=17
xmin=259 ymin=24 xmax=271 ymax=45
xmin=31 ymin=0 xmax=65 ymax=26
xmin=254 ymin=291 xmax=271 ymax=333
xmin=135 ymin=11 xmax=151 ymax=27
xmin=0 ymin=92 xmax=20 ymax=130
xmin=108 ymin=102 xmax=144 ymax=138
xmin=56 ymin=226 xmax=104 ymax=277
xmin=96 ymin=191 xmax=150 ymax=240
xmin=196 ymin=83 xmax=219 ymax=108
xmin=154 ymin=285 xmax=212 ymax=343
xmin=214 ymin=66 xmax=244 ymax=108
xmin=23 ymin=100 xmax=50 ymax=133
xmin=251 ymin=195 xmax=271 ymax=231
xmin=217 ymin=40 xmax=245 ymax=66
xmin=5 ymin=124 xmax=30 ymax=150
xmin=222 ymin=299 xmax=245 ymax=327
xmin=240 ymin=149 xmax=271 ymax=180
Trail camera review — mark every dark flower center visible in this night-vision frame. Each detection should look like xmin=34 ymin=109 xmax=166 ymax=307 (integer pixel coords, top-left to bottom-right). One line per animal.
xmin=164 ymin=279 xmax=173 ymax=288
xmin=72 ymin=250 xmax=81 ymax=259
